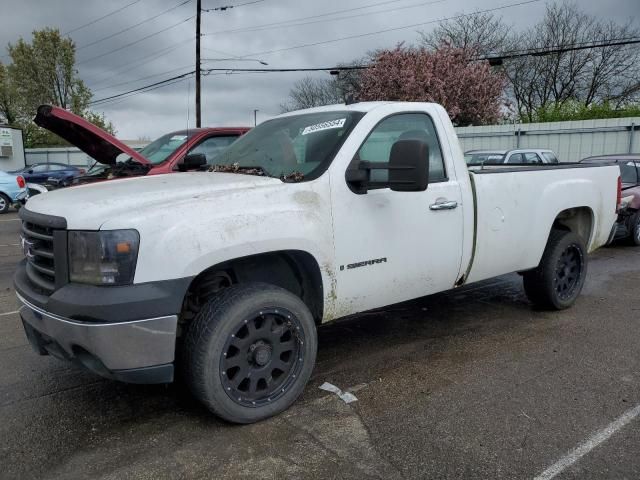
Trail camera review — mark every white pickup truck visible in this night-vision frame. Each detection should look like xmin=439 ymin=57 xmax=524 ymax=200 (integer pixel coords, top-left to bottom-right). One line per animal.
xmin=15 ymin=102 xmax=620 ymax=423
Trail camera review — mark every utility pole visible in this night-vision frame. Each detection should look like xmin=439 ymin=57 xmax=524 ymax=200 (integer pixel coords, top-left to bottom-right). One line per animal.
xmin=195 ymin=0 xmax=202 ymax=127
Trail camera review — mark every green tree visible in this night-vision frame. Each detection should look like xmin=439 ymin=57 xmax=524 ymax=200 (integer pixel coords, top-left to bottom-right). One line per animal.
xmin=0 ymin=62 xmax=18 ymax=125
xmin=5 ymin=28 xmax=114 ymax=146
xmin=527 ymin=100 xmax=640 ymax=123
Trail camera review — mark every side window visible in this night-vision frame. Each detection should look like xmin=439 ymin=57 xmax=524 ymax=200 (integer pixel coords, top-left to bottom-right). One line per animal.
xmin=524 ymin=152 xmax=543 ymax=163
xmin=31 ymin=164 xmax=49 ymax=173
xmin=508 ymin=153 xmax=524 ymax=164
xmin=542 ymin=152 xmax=558 ymax=163
xmin=189 ymin=135 xmax=239 ymax=164
xmin=48 ymin=164 xmax=66 ymax=171
xmin=355 ymin=113 xmax=446 ymax=184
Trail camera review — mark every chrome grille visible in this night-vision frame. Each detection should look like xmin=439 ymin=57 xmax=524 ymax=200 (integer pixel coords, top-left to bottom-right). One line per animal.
xmin=21 ymin=220 xmax=57 ymax=293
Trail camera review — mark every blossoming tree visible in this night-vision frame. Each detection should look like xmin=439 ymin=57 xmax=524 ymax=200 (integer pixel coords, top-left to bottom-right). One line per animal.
xmin=358 ymin=45 xmax=506 ymax=126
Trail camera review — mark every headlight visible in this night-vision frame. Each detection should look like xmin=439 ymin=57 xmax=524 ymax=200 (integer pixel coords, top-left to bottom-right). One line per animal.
xmin=68 ymin=230 xmax=139 ymax=285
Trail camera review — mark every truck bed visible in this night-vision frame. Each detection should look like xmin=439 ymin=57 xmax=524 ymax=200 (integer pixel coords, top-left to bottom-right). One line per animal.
xmin=465 ymin=163 xmax=619 ymax=284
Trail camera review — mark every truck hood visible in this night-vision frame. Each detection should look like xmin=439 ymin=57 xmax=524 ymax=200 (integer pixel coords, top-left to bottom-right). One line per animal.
xmin=33 ymin=105 xmax=151 ymax=166
xmin=24 ymin=172 xmax=282 ymax=230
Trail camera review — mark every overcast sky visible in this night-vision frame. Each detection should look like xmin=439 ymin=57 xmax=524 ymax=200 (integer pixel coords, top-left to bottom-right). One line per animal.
xmin=1 ymin=0 xmax=638 ymax=139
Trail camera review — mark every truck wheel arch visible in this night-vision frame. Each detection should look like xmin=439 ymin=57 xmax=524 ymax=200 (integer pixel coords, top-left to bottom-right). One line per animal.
xmin=181 ymin=250 xmax=324 ymax=328
xmin=551 ymin=206 xmax=594 ymax=250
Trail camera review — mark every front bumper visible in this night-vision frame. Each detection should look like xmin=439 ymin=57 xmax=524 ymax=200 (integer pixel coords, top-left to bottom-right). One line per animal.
xmin=18 ymin=293 xmax=177 ymax=384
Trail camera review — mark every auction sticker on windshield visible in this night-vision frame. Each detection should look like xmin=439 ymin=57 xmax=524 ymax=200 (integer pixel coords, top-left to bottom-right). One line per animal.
xmin=302 ymin=118 xmax=346 ymax=135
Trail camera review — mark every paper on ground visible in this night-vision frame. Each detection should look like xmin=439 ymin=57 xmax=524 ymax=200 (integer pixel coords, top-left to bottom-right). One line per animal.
xmin=319 ymin=382 xmax=358 ymax=404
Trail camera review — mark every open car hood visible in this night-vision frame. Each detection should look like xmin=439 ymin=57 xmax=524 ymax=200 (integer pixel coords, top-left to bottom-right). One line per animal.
xmin=33 ymin=105 xmax=151 ymax=166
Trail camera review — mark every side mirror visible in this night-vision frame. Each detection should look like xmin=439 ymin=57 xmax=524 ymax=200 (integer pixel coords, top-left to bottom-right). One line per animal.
xmin=178 ymin=153 xmax=207 ymax=172
xmin=345 ymin=139 xmax=429 ymax=194
xmin=388 ymin=139 xmax=429 ymax=192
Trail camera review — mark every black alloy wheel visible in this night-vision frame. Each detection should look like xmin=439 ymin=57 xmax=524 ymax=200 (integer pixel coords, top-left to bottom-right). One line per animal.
xmin=220 ymin=307 xmax=304 ymax=407
xmin=183 ymin=282 xmax=317 ymax=423
xmin=553 ymin=244 xmax=583 ymax=301
xmin=523 ymin=229 xmax=587 ymax=310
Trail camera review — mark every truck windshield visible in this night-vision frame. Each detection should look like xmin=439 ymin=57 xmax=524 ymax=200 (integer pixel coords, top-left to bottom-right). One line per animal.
xmin=138 ymin=131 xmax=197 ymax=165
xmin=213 ymin=111 xmax=364 ymax=180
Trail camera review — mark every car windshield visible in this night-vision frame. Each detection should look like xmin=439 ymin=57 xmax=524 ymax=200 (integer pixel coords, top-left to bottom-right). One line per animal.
xmin=212 ymin=111 xmax=364 ymax=180
xmin=464 ymin=153 xmax=505 ymax=165
xmin=137 ymin=131 xmax=197 ymax=165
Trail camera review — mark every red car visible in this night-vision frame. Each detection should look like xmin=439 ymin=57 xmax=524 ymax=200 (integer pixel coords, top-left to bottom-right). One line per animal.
xmin=34 ymin=105 xmax=250 ymax=184
xmin=581 ymin=154 xmax=640 ymax=245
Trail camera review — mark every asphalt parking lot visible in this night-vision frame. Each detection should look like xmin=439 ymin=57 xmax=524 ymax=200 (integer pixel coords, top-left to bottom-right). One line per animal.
xmin=1 ymin=210 xmax=639 ymax=480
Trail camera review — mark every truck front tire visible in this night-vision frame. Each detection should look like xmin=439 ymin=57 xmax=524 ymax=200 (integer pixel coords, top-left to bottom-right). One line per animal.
xmin=183 ymin=282 xmax=317 ymax=424
xmin=523 ymin=229 xmax=587 ymax=310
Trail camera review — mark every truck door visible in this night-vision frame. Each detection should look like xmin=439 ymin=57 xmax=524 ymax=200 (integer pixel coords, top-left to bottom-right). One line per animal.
xmin=330 ymin=112 xmax=464 ymax=314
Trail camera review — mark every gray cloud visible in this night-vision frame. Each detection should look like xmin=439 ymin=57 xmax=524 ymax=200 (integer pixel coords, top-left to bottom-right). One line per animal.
xmin=1 ymin=0 xmax=639 ymax=139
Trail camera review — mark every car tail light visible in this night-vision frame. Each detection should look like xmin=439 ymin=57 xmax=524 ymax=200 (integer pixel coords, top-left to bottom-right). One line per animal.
xmin=616 ymin=176 xmax=622 ymax=212
xmin=16 ymin=175 xmax=25 ymax=188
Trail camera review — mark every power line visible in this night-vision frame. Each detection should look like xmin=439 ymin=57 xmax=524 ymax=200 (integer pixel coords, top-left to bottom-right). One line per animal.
xmin=63 ymin=0 xmax=143 ymax=35
xmin=90 ymin=70 xmax=195 ymax=105
xmin=485 ymin=37 xmax=640 ymax=60
xmin=77 ymin=0 xmax=192 ymax=51
xmin=93 ymin=64 xmax=195 ymax=92
xmin=202 ymin=66 xmax=367 ymax=73
xmin=93 ymin=76 xmax=193 ymax=107
xmin=204 ymin=0 xmax=444 ymax=37
xmin=237 ymin=0 xmax=543 ymax=59
xmin=203 ymin=0 xmax=265 ymax=12
xmin=78 ymin=14 xmax=194 ymax=65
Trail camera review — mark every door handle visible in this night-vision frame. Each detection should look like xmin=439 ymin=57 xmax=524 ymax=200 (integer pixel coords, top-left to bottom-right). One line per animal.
xmin=429 ymin=200 xmax=458 ymax=210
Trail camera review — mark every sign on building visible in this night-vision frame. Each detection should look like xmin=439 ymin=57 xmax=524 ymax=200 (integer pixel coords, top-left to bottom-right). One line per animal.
xmin=0 ymin=128 xmax=14 ymax=157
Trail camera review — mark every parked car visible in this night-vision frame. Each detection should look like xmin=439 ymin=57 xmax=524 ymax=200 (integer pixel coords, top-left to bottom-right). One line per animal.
xmin=465 ymin=149 xmax=559 ymax=165
xmin=0 ymin=171 xmax=27 ymax=213
xmin=11 ymin=162 xmax=85 ymax=186
xmin=16 ymin=101 xmax=619 ymax=424
xmin=581 ymin=154 xmax=640 ymax=245
xmin=34 ymin=105 xmax=250 ymax=185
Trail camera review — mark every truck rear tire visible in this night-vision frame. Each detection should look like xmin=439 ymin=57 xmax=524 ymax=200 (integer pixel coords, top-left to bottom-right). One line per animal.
xmin=523 ymin=229 xmax=587 ymax=310
xmin=182 ymin=282 xmax=317 ymax=424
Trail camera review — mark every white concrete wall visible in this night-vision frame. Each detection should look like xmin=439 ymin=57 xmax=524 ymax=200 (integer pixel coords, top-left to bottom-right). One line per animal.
xmin=455 ymin=117 xmax=640 ymax=162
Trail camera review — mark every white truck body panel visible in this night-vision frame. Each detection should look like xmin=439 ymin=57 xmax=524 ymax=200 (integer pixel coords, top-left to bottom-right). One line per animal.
xmin=467 ymin=167 xmax=617 ymax=283
xmin=23 ymin=102 xmax=619 ymax=323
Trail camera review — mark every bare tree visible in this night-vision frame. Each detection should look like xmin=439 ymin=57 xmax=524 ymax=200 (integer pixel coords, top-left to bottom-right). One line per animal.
xmin=504 ymin=1 xmax=640 ymax=120
xmin=420 ymin=11 xmax=512 ymax=56
xmin=280 ymin=77 xmax=342 ymax=113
